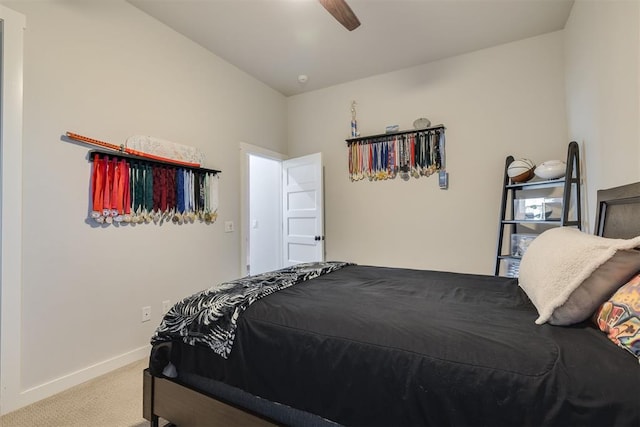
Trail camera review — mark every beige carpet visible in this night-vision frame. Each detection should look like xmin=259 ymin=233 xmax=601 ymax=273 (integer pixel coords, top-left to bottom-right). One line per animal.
xmin=0 ymin=358 xmax=155 ymax=427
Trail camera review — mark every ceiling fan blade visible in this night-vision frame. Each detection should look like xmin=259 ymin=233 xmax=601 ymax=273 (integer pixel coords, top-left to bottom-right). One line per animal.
xmin=319 ymin=0 xmax=361 ymax=31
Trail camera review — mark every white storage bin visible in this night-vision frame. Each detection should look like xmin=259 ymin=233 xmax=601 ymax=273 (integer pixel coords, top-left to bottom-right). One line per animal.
xmin=511 ymin=234 xmax=537 ymax=257
xmin=514 ymin=197 xmax=562 ymax=220
xmin=505 ymin=259 xmax=521 ymax=278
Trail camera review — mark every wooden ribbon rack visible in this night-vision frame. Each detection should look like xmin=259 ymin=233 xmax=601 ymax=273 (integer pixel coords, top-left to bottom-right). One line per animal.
xmin=346 ymin=125 xmax=445 ymax=181
xmin=88 ymin=149 xmax=220 ymax=226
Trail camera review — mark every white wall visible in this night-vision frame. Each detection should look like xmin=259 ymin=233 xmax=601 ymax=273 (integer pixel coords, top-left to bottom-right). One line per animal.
xmin=0 ymin=4 xmax=25 ymax=416
xmin=564 ymin=0 xmax=640 ymax=232
xmin=249 ymin=155 xmax=282 ymax=275
xmin=288 ymin=31 xmax=568 ymax=274
xmin=1 ymin=0 xmax=286 ymax=413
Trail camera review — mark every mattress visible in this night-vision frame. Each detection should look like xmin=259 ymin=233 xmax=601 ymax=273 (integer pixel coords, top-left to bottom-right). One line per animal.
xmin=150 ymin=265 xmax=640 ymax=426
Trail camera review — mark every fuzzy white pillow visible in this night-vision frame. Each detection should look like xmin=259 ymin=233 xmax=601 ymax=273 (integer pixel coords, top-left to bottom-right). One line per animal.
xmin=518 ymin=227 xmax=640 ymax=325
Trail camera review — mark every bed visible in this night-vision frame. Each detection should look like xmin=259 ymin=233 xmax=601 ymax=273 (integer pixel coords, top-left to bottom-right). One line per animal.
xmin=143 ymin=182 xmax=640 ymax=427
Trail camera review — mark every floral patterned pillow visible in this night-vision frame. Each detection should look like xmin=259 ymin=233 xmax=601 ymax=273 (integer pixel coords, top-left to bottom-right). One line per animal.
xmin=593 ymin=273 xmax=640 ymax=362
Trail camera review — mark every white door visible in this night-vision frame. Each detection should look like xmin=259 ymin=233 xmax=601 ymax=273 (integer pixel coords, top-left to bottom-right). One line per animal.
xmin=282 ymin=153 xmax=324 ymax=266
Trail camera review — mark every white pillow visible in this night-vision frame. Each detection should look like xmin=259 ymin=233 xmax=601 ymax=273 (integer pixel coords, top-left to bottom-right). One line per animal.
xmin=518 ymin=227 xmax=640 ymax=325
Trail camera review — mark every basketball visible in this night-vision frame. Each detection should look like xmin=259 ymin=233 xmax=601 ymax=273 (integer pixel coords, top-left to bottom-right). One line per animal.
xmin=507 ymin=158 xmax=535 ymax=183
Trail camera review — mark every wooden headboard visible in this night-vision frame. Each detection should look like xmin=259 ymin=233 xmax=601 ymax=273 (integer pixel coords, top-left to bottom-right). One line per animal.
xmin=595 ymin=181 xmax=640 ymax=239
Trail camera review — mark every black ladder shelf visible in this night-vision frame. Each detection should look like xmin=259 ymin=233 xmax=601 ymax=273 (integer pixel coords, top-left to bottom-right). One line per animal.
xmin=494 ymin=141 xmax=582 ymax=277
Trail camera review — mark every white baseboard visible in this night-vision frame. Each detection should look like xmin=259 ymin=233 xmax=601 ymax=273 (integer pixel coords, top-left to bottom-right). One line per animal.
xmin=1 ymin=345 xmax=150 ymax=415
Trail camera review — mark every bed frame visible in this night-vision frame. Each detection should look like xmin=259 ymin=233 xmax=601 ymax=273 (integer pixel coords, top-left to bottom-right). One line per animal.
xmin=594 ymin=181 xmax=640 ymax=239
xmin=143 ymin=370 xmax=277 ymax=426
xmin=143 ymin=181 xmax=640 ymax=427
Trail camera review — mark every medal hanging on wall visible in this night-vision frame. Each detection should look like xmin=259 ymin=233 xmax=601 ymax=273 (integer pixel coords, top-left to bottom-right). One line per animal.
xmin=347 ymin=128 xmax=445 ymax=182
xmin=88 ymin=154 xmax=219 ymax=226
xmin=90 ymin=154 xmax=131 ymax=224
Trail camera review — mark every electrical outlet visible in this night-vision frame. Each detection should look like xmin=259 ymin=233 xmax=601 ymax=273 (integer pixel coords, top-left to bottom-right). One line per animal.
xmin=224 ymin=221 xmax=235 ymax=232
xmin=162 ymin=300 xmax=171 ymax=315
xmin=141 ymin=306 xmax=151 ymax=322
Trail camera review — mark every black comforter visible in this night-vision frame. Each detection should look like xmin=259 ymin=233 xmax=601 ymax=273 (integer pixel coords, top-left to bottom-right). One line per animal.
xmin=150 ymin=265 xmax=639 ymax=426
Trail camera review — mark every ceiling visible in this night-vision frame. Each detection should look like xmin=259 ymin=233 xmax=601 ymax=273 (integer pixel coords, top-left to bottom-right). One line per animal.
xmin=128 ymin=0 xmax=575 ymax=97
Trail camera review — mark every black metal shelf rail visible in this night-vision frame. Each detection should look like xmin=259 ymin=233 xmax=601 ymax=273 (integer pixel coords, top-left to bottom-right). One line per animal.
xmin=345 ymin=124 xmax=446 ymax=145
xmin=89 ymin=149 xmax=221 ymax=175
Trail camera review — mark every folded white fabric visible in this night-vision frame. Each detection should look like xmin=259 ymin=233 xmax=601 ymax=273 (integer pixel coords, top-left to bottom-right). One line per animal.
xmin=518 ymin=227 xmax=640 ymax=325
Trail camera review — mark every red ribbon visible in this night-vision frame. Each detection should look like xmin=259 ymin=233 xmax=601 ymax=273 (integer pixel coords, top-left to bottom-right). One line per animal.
xmin=91 ymin=154 xmax=105 ymax=214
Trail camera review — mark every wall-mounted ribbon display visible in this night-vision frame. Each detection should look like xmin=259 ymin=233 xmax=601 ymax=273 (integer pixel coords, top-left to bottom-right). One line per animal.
xmin=346 ymin=125 xmax=445 ymax=182
xmin=89 ymin=150 xmax=220 ymax=225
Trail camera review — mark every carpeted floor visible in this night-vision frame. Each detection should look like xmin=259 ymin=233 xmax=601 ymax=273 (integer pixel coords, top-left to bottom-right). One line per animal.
xmin=0 ymin=358 xmax=155 ymax=427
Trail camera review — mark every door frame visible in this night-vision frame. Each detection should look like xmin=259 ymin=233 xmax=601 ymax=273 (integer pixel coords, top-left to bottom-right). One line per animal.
xmin=0 ymin=5 xmax=25 ymax=415
xmin=239 ymin=142 xmax=286 ymax=277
